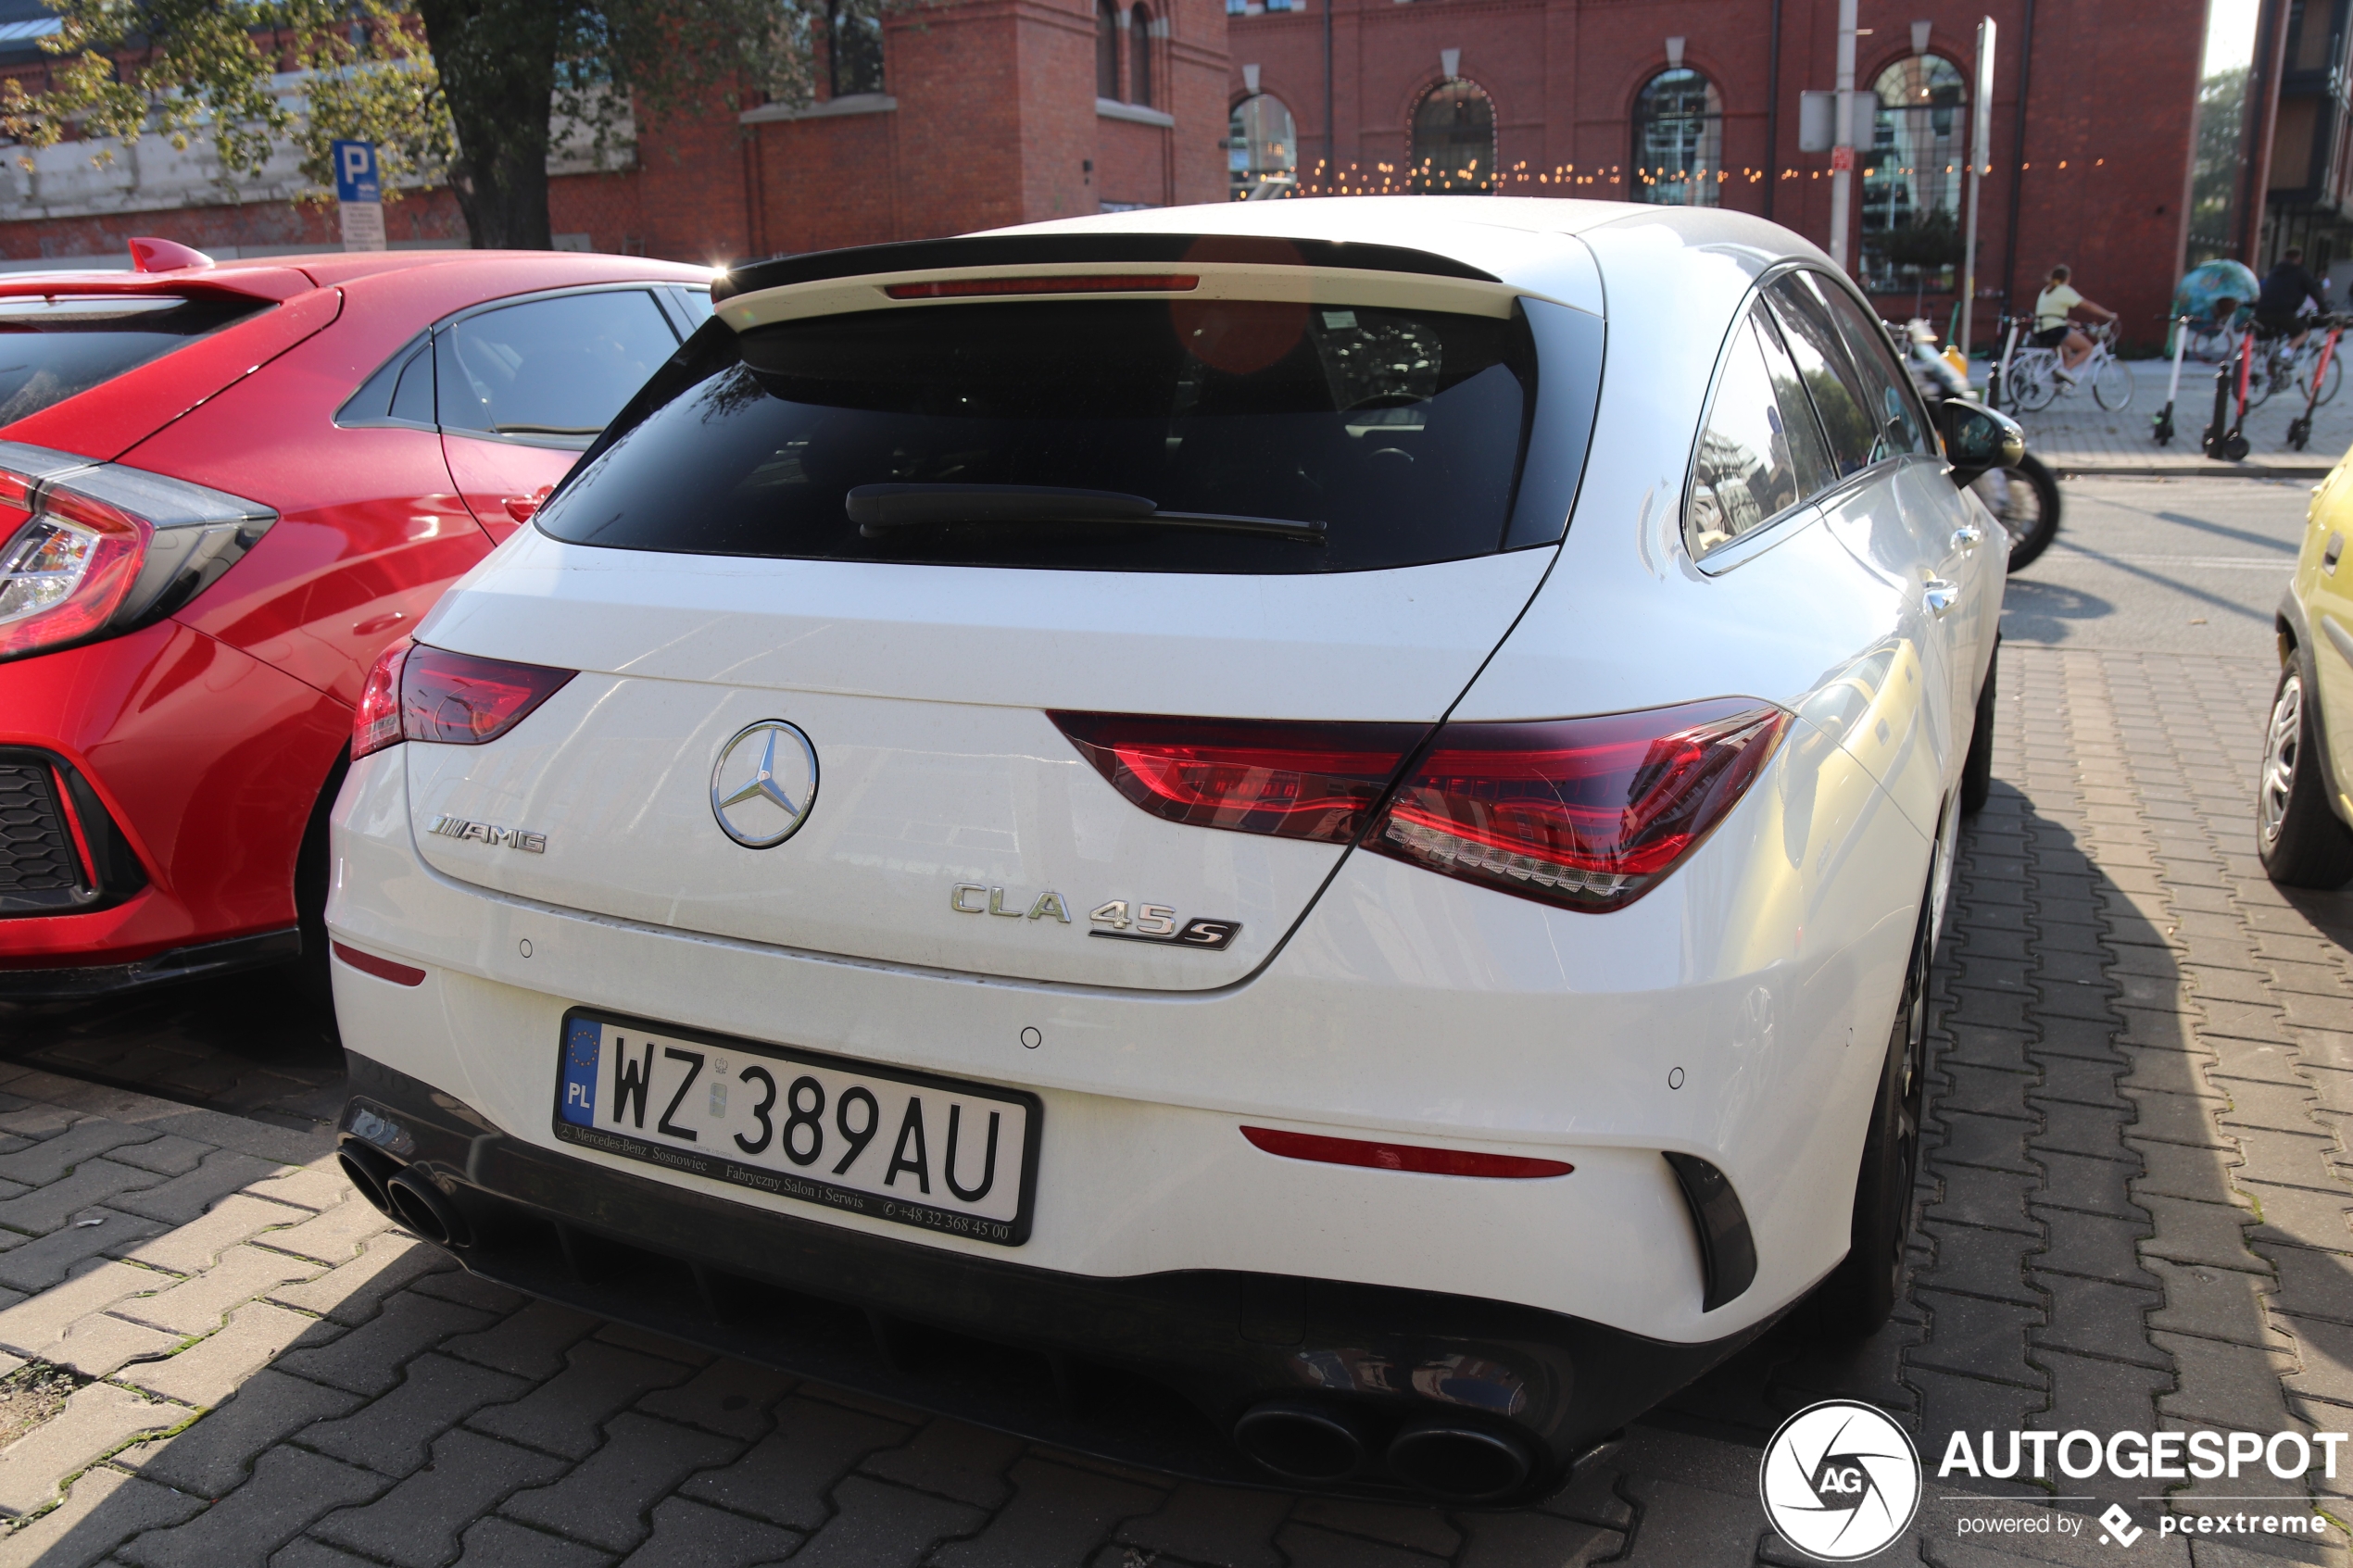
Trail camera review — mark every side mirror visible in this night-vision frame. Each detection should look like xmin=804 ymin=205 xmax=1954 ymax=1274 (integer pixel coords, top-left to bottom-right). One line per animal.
xmin=1937 ymin=397 xmax=2025 ymax=484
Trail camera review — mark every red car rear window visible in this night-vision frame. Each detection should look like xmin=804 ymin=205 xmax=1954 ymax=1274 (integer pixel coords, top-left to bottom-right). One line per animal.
xmin=0 ymin=294 xmax=271 ymax=425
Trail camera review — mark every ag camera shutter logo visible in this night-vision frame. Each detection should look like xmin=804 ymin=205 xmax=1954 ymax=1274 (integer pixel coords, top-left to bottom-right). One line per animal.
xmin=1759 ymin=1400 xmax=1922 ymax=1561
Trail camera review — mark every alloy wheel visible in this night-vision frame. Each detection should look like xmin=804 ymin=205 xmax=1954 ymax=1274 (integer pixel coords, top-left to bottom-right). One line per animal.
xmin=2261 ymin=672 xmax=2306 ymax=849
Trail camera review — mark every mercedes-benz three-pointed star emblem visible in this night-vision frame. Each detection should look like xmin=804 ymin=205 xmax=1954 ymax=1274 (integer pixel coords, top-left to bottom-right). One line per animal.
xmin=709 ymin=720 xmax=820 ymax=848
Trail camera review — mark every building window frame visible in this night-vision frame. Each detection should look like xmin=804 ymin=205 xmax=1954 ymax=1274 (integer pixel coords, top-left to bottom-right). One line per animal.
xmin=1130 ymin=3 xmax=1154 ymax=107
xmin=1631 ymin=65 xmax=1723 ymax=207
xmin=1097 ymin=0 xmax=1121 ymax=101
xmin=1860 ymin=53 xmax=1969 ymax=296
xmin=1409 ymin=77 xmax=1497 ymax=194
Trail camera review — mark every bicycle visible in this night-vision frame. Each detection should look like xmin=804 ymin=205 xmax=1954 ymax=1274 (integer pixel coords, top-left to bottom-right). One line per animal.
xmin=2248 ymin=321 xmax=2344 ymax=410
xmin=2007 ymin=320 xmax=2133 ymax=413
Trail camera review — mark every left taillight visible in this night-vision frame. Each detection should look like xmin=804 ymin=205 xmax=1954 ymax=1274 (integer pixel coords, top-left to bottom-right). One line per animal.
xmin=354 ymin=641 xmax=575 ymax=760
xmin=0 ymin=481 xmax=150 ymax=663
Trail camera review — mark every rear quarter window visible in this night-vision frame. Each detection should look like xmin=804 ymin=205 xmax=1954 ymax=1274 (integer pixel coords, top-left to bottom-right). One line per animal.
xmin=0 ymin=295 xmax=271 ymax=426
xmin=536 ymin=294 xmax=1595 ymax=575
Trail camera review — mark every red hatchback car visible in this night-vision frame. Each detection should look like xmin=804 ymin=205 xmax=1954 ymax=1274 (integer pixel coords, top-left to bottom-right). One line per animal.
xmin=0 ymin=244 xmax=713 ymax=997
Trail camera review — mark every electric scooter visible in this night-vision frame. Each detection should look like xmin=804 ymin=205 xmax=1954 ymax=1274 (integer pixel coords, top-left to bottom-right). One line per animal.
xmin=2203 ymin=325 xmax=2258 ymax=462
xmin=2286 ymin=313 xmax=2349 ymax=451
xmin=2153 ymin=314 xmax=2191 ymax=445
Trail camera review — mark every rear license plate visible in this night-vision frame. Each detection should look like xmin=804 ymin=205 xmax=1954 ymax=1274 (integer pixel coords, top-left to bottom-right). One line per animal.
xmin=552 ymin=1008 xmax=1040 ymax=1246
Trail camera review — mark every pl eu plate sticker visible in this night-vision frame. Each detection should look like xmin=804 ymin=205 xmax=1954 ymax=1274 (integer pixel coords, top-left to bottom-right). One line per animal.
xmin=560 ymin=1017 xmax=600 ymax=1126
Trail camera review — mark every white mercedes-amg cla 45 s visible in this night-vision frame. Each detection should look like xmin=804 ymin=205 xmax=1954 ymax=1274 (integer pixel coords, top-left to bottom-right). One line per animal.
xmin=325 ymin=197 xmax=2016 ymax=1506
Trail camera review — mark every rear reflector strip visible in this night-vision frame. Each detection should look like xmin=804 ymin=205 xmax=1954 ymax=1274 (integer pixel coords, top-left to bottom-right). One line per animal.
xmin=332 ymin=942 xmax=426 ymax=987
xmin=1241 ymin=1125 xmax=1572 ymax=1179
xmin=884 ymin=274 xmax=1201 ymax=300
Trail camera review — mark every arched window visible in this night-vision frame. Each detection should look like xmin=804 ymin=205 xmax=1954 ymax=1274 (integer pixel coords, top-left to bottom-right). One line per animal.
xmin=1410 ymin=79 xmax=1495 ymax=193
xmin=1230 ymin=93 xmax=1297 ymax=198
xmin=1632 ymin=67 xmax=1722 ymax=206
xmin=1862 ymin=55 xmax=1967 ymax=293
xmin=1096 ymin=0 xmax=1119 ymax=101
xmin=1130 ymin=5 xmax=1153 ymax=107
xmin=828 ymin=0 xmax=884 ymax=97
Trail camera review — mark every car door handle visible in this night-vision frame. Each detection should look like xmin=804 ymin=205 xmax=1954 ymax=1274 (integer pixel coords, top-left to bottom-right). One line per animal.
xmin=1923 ymin=579 xmax=1959 ymax=617
xmin=502 ymin=485 xmax=554 ymax=523
xmin=1950 ymin=523 xmax=1983 ymax=552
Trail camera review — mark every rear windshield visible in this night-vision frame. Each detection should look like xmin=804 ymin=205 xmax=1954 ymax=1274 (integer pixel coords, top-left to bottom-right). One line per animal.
xmin=0 ymin=295 xmax=271 ymax=426
xmin=535 ymin=297 xmax=1544 ymax=573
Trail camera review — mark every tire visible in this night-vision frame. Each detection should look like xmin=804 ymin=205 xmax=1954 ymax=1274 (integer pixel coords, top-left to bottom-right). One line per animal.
xmin=1997 ymin=454 xmax=2060 ymax=572
xmin=2258 ymin=663 xmax=2353 ymax=888
xmin=1960 ymin=656 xmax=1996 ymax=816
xmin=2314 ymin=353 xmax=2345 ymax=408
xmin=2186 ymin=325 xmax=2232 ymax=364
xmin=2092 ymin=357 xmax=2133 ymax=410
xmin=1811 ymin=888 xmax=1931 ymax=1340
xmin=2013 ymin=358 xmax=2058 ymax=412
xmin=2248 ymin=354 xmax=2279 ymax=408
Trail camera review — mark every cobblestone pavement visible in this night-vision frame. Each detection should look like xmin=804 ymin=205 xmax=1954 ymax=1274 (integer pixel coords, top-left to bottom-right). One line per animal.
xmin=5 ymin=542 xmax=2353 ymax=1562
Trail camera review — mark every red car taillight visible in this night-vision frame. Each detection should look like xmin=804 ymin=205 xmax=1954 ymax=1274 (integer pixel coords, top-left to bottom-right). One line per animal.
xmin=1052 ymin=698 xmax=1786 ymax=913
xmin=353 ymin=642 xmax=575 ymax=759
xmin=1365 ymin=700 xmax=1788 ymax=912
xmin=1050 ymin=711 xmax=1428 ymax=843
xmin=0 ymin=479 xmax=151 ymax=663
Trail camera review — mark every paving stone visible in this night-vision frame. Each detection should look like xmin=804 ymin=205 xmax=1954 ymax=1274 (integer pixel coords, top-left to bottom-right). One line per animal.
xmin=0 ymin=1120 xmax=161 ymax=1186
xmin=2135 ymin=1138 xmax=2248 ymax=1205
xmin=0 ymin=1211 xmax=167 ymax=1293
xmin=680 ymin=1393 xmax=912 ymax=1529
xmin=450 ymin=1516 xmax=616 ymax=1568
xmin=2128 ymin=1090 xmax=2239 ymax=1149
xmin=254 ymin=1198 xmax=399 ymax=1267
xmin=634 ymin=1357 xmax=795 ymax=1442
xmin=268 ymin=1235 xmax=451 ymax=1327
xmin=1609 ymin=1476 xmax=1763 ymax=1568
xmin=781 ymin=1474 xmax=986 ymax=1568
xmin=856 ymin=1418 xmax=1025 ymax=1508
xmin=2245 ymin=1182 xmax=2353 ymax=1253
xmin=271 ymin=1539 xmax=398 ymax=1568
xmin=118 ymin=1369 xmax=365 ymax=1498
xmin=2266 ymin=1245 xmax=2353 ymax=1325
xmin=2037 ymin=1347 xmax=2179 ymax=1437
xmin=408 ymin=1270 xmax=529 ymax=1314
xmin=0 ymin=1261 xmax=159 ymax=1355
xmin=114 ymin=1245 xmax=321 ymax=1337
xmin=2153 ymin=1330 xmax=2300 ymax=1431
xmin=586 ymin=1322 xmax=708 ymax=1366
xmin=1287 ymin=1497 xmax=1459 ymax=1557
xmin=107 ymin=1136 xmax=217 ymax=1178
xmin=242 ymin=1164 xmax=353 ymax=1212
xmin=502 ymin=1411 xmax=740 ymax=1551
xmin=2143 ymin=1257 xmax=2293 ymax=1351
xmin=1909 ymin=1366 xmax=2050 ymax=1449
xmin=440 ymin=1299 xmax=601 ymax=1380
xmin=0 ymin=1162 xmax=169 ymax=1237
xmin=1916 ymin=1223 xmax=2045 ymax=1306
xmin=1932 ymin=1112 xmax=2042 ymax=1174
xmin=40 ymin=1310 xmax=182 ymax=1379
xmin=307 ymin=1428 xmax=569 ymax=1568
xmin=1456 ymin=1511 xmax=1624 ymax=1568
xmin=0 ymin=1463 xmax=205 ymax=1568
xmin=0 ymin=1382 xmax=187 ymax=1515
xmin=2030 ymin=1272 xmax=2169 ymax=1368
xmin=1928 ymin=1166 xmax=2043 ymax=1234
xmin=302 ymin=1351 xmax=531 ymax=1477
xmin=612 ymin=1496 xmax=800 ymax=1568
xmin=116 ymin=1195 xmax=309 ymax=1275
xmin=107 ymin=1152 xmax=283 ymax=1226
xmin=1113 ymin=1481 xmax=1291 ymax=1568
xmin=273 ymin=1290 xmax=491 ymax=1397
xmin=2277 ymin=1313 xmax=2353 ymax=1414
xmin=2143 ymin=1196 xmax=2271 ymax=1271
xmin=2036 ymin=1205 xmax=2160 ymax=1284
xmin=2231 ymin=1130 xmax=2344 ymax=1193
xmin=1908 ymin=1289 xmax=2047 ymax=1386
xmin=927 ymin=1454 xmax=1163 ymax=1568
xmin=1944 ymin=1065 xmax=2039 ymax=1121
xmin=118 ymin=1445 xmax=388 ymax=1568
xmin=123 ymin=1301 xmax=319 ymax=1407
xmin=2035 ymin=1148 xmax=2145 ymax=1219
xmin=2037 ymin=1056 xmax=2132 ymax=1108
xmin=465 ymin=1339 xmax=694 ymax=1461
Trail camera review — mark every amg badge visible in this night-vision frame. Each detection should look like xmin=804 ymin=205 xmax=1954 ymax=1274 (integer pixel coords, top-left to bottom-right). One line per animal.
xmin=427 ymin=814 xmax=547 ymax=853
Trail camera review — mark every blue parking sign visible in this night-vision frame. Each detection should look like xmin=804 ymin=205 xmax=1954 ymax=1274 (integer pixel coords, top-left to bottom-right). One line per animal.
xmin=332 ymin=140 xmax=380 ymax=205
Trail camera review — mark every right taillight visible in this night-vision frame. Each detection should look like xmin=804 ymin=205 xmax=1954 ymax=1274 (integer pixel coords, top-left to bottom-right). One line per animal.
xmin=1051 ymin=711 xmax=1427 ymax=844
xmin=1366 ymin=699 xmax=1788 ymax=912
xmin=0 ymin=479 xmax=150 ymax=663
xmin=353 ymin=642 xmax=574 ymax=759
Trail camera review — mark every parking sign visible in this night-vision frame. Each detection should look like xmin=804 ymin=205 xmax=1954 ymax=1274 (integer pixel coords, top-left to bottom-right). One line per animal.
xmin=332 ymin=140 xmax=380 ymax=205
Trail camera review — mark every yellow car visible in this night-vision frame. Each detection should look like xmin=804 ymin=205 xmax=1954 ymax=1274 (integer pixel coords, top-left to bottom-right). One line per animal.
xmin=2266 ymin=463 xmax=2353 ymax=884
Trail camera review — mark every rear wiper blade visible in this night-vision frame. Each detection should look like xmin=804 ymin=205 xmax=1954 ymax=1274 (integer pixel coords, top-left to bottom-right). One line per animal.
xmin=845 ymin=483 xmax=1326 ymax=543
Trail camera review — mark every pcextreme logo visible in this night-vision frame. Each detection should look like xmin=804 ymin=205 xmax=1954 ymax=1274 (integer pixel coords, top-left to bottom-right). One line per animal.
xmin=1759 ymin=1400 xmax=1923 ymax=1562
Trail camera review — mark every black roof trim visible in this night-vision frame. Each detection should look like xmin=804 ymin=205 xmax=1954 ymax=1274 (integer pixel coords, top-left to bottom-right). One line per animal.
xmin=712 ymin=232 xmax=1503 ymax=303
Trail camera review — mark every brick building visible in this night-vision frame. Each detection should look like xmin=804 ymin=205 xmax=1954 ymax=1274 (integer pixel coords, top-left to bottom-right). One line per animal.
xmin=0 ymin=0 xmax=2208 ymax=353
xmin=1226 ymin=0 xmax=2210 ymax=351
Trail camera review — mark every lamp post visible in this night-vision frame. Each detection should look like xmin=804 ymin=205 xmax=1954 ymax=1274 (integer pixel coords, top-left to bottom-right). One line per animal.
xmin=1959 ymin=18 xmax=1995 ymax=362
xmin=1830 ymin=0 xmax=1857 ymax=270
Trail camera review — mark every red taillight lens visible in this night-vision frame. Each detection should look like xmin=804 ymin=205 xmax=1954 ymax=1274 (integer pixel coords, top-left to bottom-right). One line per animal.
xmin=1241 ymin=1125 xmax=1573 ymax=1179
xmin=352 ymin=642 xmax=573 ymax=759
xmin=1051 ymin=711 xmax=1426 ymax=844
xmin=353 ymin=639 xmax=409 ymax=759
xmin=1367 ymin=700 xmax=1787 ymax=912
xmin=0 ymin=480 xmax=149 ymax=662
xmin=402 ymin=646 xmax=575 ymax=745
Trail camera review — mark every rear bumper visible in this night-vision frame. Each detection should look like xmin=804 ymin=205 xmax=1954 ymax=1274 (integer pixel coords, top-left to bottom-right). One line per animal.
xmin=341 ymin=1050 xmax=1768 ymax=1505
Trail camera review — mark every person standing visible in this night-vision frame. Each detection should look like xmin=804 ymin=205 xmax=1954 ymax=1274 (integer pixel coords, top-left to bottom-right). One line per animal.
xmin=2032 ymin=265 xmax=2116 ymax=383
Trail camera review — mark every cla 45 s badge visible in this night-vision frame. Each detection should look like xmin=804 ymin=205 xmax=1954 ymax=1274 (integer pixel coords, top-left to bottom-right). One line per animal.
xmin=949 ymin=884 xmax=1240 ymax=950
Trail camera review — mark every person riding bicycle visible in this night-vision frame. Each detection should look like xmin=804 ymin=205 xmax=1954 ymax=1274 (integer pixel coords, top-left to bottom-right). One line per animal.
xmin=2032 ymin=265 xmax=2116 ymax=383
xmin=2257 ymin=245 xmax=2330 ymax=347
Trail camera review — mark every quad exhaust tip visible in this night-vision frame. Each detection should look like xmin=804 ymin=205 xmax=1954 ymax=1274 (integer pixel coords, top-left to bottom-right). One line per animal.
xmin=384 ymin=1169 xmax=473 ymax=1248
xmin=1233 ymin=1399 xmax=1537 ymax=1501
xmin=335 ymin=1140 xmax=401 ymax=1219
